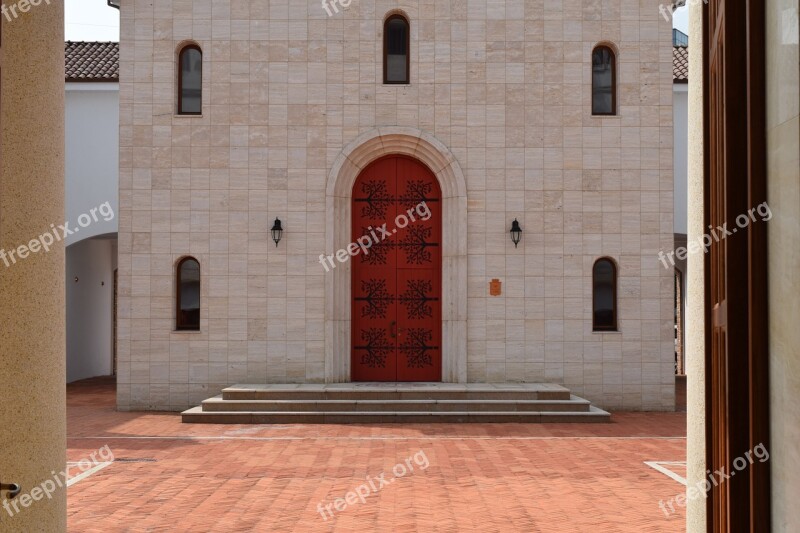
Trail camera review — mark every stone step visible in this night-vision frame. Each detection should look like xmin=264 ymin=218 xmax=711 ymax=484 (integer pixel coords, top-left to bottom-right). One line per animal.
xmin=181 ymin=406 xmax=611 ymax=424
xmin=200 ymin=395 xmax=593 ymax=413
xmin=183 ymin=383 xmax=610 ymax=424
xmin=221 ymin=383 xmax=573 ymax=402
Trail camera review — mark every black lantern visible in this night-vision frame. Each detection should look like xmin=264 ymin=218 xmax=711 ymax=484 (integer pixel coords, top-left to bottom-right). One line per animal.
xmin=271 ymin=218 xmax=283 ymax=247
xmin=510 ymin=219 xmax=522 ymax=248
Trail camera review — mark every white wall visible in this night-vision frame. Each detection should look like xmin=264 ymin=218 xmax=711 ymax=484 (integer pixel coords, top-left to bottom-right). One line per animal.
xmin=674 ymin=83 xmax=689 ymax=236
xmin=66 ymin=237 xmax=117 ymax=383
xmin=65 ymin=83 xmax=119 ymax=245
xmin=65 ymin=82 xmax=120 ymax=383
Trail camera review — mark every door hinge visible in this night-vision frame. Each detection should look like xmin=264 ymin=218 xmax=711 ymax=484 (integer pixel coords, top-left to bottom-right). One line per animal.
xmin=712 ymin=300 xmax=727 ymax=328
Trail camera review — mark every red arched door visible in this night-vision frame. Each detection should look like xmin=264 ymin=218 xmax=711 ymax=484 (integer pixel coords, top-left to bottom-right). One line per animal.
xmin=352 ymin=156 xmax=442 ymax=382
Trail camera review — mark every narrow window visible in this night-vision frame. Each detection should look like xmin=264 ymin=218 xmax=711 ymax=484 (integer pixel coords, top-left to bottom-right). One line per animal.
xmin=592 ymin=45 xmax=616 ymax=115
xmin=178 ymin=44 xmax=202 ymax=115
xmin=176 ymin=257 xmax=200 ymax=331
xmin=384 ymin=15 xmax=410 ymax=84
xmin=593 ymin=258 xmax=618 ymax=331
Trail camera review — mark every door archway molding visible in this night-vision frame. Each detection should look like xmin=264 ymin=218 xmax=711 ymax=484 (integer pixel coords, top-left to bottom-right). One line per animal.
xmin=325 ymin=127 xmax=467 ymax=383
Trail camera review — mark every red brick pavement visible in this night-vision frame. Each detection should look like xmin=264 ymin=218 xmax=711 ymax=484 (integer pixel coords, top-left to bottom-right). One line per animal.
xmin=65 ymin=378 xmax=687 ymax=532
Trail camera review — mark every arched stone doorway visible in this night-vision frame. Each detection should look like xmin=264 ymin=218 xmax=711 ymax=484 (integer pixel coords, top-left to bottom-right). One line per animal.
xmin=325 ymin=128 xmax=467 ymax=383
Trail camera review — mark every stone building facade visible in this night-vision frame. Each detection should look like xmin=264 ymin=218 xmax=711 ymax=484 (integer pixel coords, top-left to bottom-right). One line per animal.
xmin=116 ymin=0 xmax=676 ymax=412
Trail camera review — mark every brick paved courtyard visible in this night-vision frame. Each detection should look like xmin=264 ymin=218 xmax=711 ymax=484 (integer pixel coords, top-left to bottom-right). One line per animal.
xmin=66 ymin=379 xmax=687 ymax=532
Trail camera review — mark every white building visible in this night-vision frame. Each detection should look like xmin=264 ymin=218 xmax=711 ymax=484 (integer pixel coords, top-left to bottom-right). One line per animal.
xmin=65 ymin=41 xmax=120 ymax=383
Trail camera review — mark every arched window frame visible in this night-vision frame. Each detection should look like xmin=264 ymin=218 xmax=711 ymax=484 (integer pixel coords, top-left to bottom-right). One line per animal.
xmin=177 ymin=43 xmax=203 ymax=115
xmin=383 ymin=14 xmax=410 ymax=85
xmin=592 ymin=257 xmax=618 ymax=332
xmin=591 ymin=44 xmax=617 ymax=116
xmin=176 ymin=256 xmax=201 ymax=331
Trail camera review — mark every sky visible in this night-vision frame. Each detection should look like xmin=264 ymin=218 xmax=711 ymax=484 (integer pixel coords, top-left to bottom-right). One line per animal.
xmin=66 ymin=0 xmax=119 ymax=42
xmin=65 ymin=2 xmax=689 ymax=43
xmin=672 ymin=7 xmax=689 ymax=35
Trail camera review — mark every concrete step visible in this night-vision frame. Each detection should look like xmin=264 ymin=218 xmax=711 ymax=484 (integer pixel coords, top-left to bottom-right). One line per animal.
xmin=200 ymin=395 xmax=593 ymax=413
xmin=181 ymin=406 xmax=611 ymax=424
xmin=221 ymin=383 xmax=573 ymax=402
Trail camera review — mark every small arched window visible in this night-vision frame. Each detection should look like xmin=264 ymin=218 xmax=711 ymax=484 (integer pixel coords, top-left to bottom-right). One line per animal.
xmin=176 ymin=257 xmax=200 ymax=331
xmin=178 ymin=44 xmax=202 ymax=115
xmin=593 ymin=258 xmax=618 ymax=331
xmin=592 ymin=45 xmax=616 ymax=115
xmin=384 ymin=15 xmax=410 ymax=84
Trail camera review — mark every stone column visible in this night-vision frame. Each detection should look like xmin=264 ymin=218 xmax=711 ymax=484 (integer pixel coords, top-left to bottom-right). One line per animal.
xmin=685 ymin=2 xmax=706 ymax=530
xmin=0 ymin=3 xmax=66 ymax=532
xmin=765 ymin=0 xmax=800 ymax=527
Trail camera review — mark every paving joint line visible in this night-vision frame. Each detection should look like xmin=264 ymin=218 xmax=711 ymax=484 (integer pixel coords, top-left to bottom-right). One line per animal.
xmin=70 ymin=435 xmax=687 ymax=442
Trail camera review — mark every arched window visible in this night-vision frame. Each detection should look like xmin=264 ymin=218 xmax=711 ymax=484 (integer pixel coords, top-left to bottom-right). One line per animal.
xmin=176 ymin=257 xmax=200 ymax=330
xmin=178 ymin=44 xmax=202 ymax=115
xmin=592 ymin=45 xmax=616 ymax=115
xmin=593 ymin=258 xmax=618 ymax=331
xmin=384 ymin=15 xmax=410 ymax=84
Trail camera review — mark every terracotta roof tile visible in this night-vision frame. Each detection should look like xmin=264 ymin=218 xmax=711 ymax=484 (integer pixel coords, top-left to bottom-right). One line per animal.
xmin=65 ymin=41 xmax=119 ymax=82
xmin=673 ymin=46 xmax=689 ymax=83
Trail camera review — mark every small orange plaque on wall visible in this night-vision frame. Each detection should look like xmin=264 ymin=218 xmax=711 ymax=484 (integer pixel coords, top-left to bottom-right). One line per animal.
xmin=489 ymin=279 xmax=502 ymax=296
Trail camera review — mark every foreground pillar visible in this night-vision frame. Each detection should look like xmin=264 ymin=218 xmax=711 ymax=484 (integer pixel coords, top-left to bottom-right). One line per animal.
xmin=685 ymin=2 xmax=707 ymax=531
xmin=0 ymin=3 xmax=67 ymax=532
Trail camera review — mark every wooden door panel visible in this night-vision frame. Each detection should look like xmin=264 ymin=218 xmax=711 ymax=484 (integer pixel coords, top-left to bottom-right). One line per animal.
xmin=396 ymin=268 xmax=441 ymax=381
xmin=352 ymin=157 xmax=398 ymax=381
xmin=352 ymin=157 xmax=400 ymax=271
xmin=394 ymin=160 xmax=441 ymax=381
xmin=395 ymin=161 xmax=441 ymax=270
xmin=705 ymin=0 xmax=771 ymax=529
xmin=708 ymin=24 xmax=730 ymax=531
xmin=352 ymin=269 xmax=398 ymax=381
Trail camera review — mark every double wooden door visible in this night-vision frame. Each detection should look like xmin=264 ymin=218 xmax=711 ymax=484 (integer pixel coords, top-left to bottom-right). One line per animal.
xmin=351 ymin=156 xmax=441 ymax=382
xmin=705 ymin=0 xmax=771 ymax=529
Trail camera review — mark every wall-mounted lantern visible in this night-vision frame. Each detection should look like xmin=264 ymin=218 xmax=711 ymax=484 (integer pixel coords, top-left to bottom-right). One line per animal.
xmin=271 ymin=218 xmax=283 ymax=247
xmin=510 ymin=219 xmax=522 ymax=248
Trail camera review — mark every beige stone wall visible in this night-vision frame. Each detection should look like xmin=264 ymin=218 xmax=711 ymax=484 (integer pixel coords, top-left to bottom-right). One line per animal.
xmin=117 ymin=0 xmax=675 ymax=411
xmin=0 ymin=3 xmax=67 ymax=532
xmin=766 ymin=0 xmax=800 ymax=529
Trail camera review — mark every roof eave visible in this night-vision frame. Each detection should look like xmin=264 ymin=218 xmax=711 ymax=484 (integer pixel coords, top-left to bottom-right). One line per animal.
xmin=65 ymin=77 xmax=120 ymax=83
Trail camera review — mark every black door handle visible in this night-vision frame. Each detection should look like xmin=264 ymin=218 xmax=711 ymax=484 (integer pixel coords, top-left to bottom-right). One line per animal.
xmin=1 ymin=483 xmax=21 ymax=499
xmin=390 ymin=321 xmax=397 ymax=338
